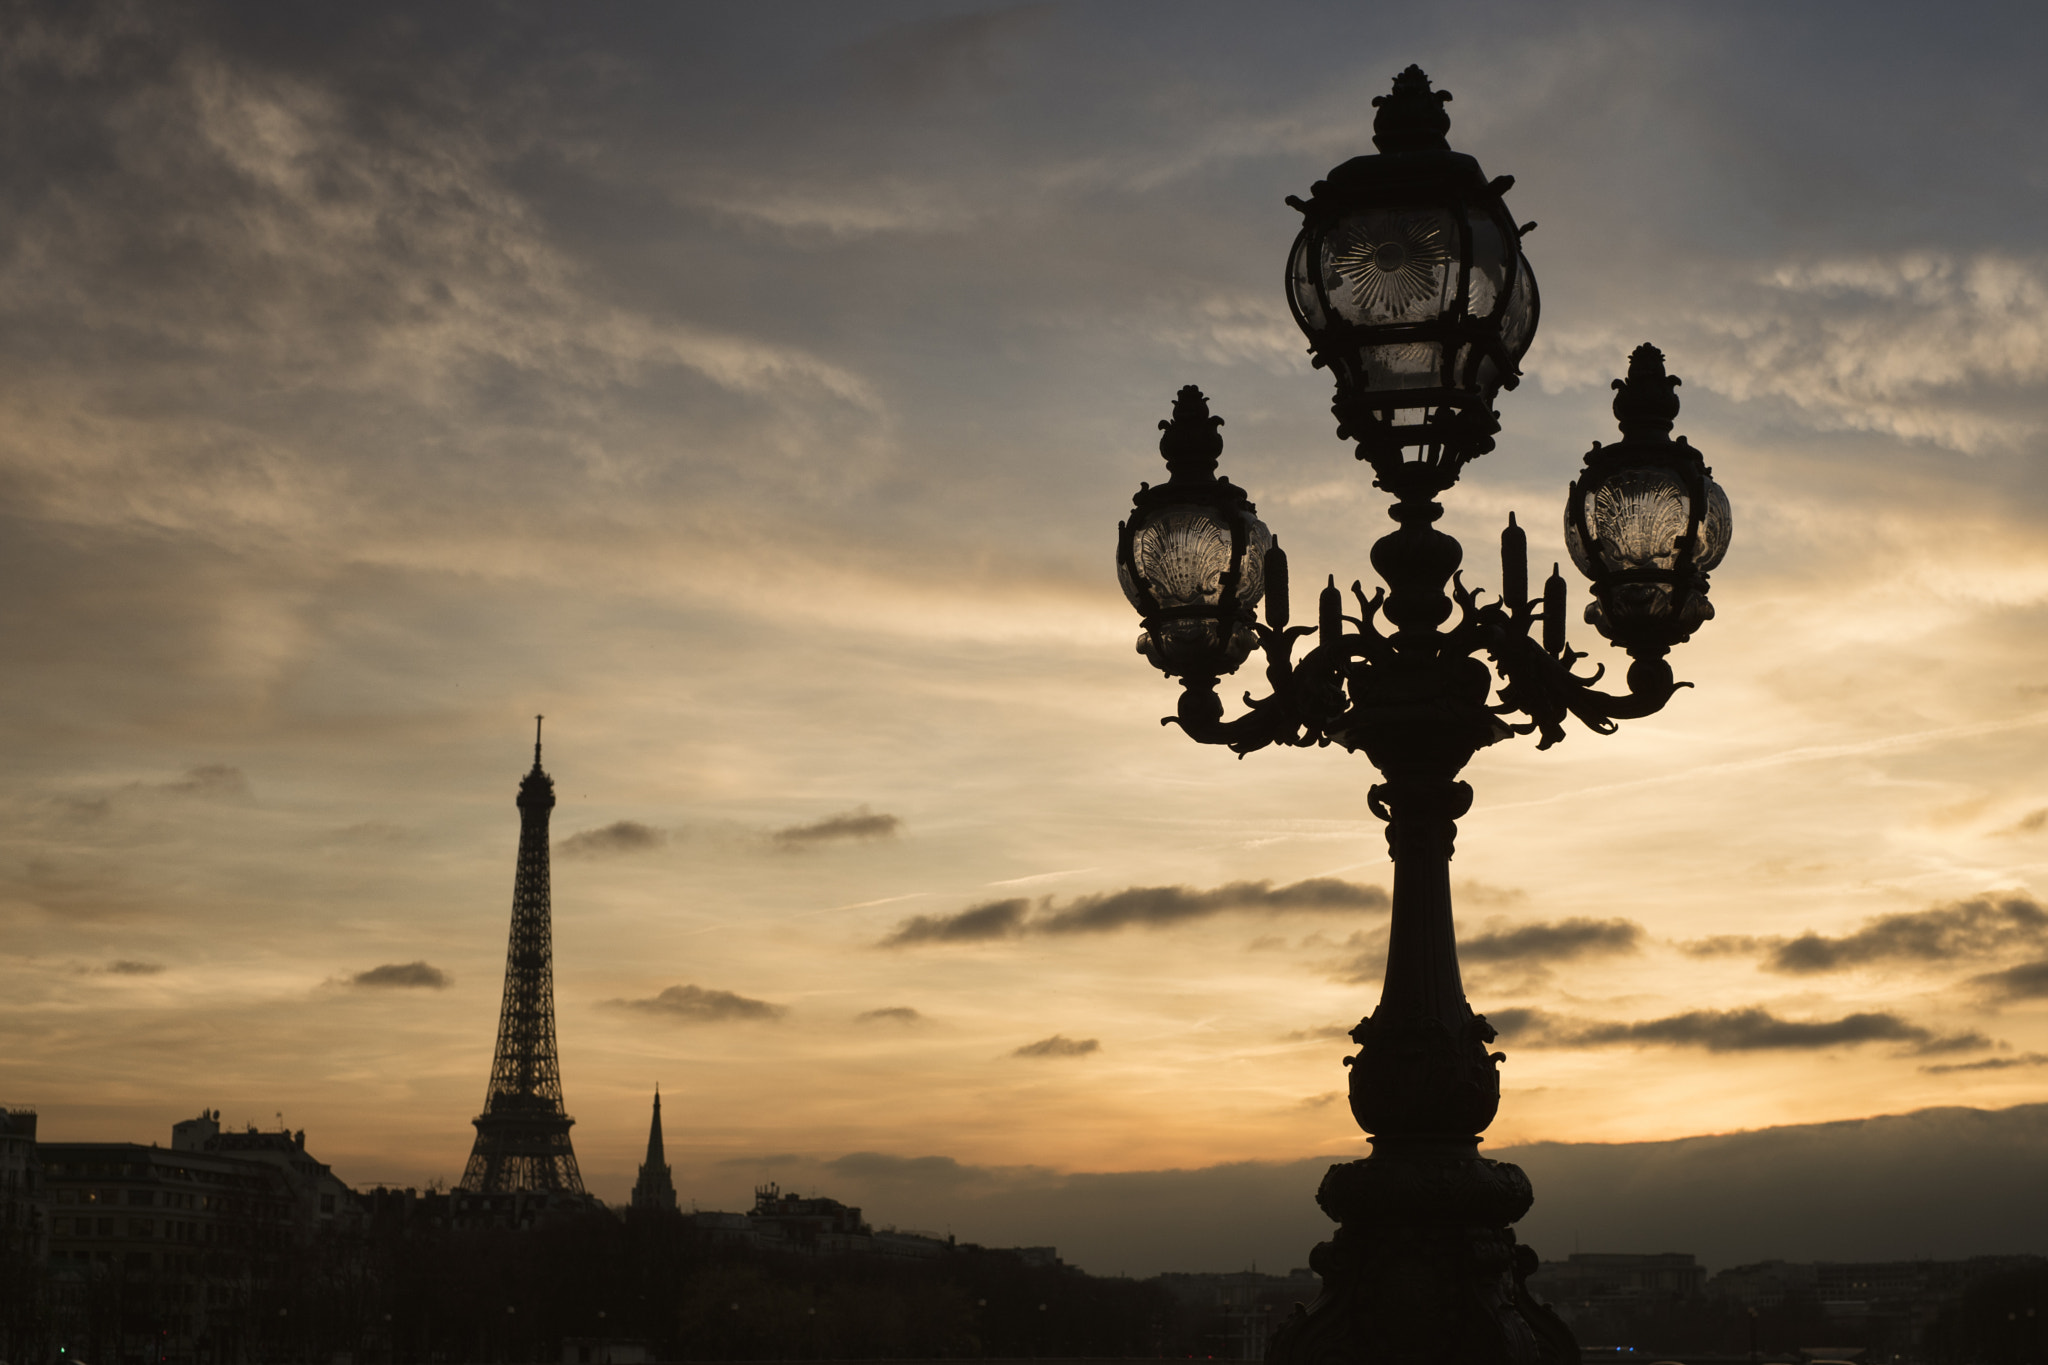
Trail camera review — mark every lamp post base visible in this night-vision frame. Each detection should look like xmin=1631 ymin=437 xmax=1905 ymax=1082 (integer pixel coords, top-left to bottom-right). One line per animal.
xmin=1266 ymin=1138 xmax=1578 ymax=1365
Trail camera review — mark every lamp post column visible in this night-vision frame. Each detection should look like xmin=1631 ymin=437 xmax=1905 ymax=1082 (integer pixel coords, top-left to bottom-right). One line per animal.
xmin=1262 ymin=483 xmax=1572 ymax=1365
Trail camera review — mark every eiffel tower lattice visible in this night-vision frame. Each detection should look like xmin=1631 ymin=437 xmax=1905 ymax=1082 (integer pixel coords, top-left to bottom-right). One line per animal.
xmin=459 ymin=717 xmax=585 ymax=1194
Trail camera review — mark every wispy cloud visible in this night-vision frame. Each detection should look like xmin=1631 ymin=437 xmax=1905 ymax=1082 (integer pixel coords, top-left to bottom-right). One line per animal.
xmin=855 ymin=1005 xmax=925 ymax=1025
xmin=1461 ymin=917 xmax=1643 ymax=963
xmin=557 ymin=820 xmax=668 ymax=858
xmin=1493 ymin=1006 xmax=1988 ymax=1055
xmin=879 ymin=878 xmax=1386 ymax=947
xmin=611 ymin=984 xmax=788 ymax=1023
xmin=1996 ymin=809 xmax=2048 ymax=837
xmin=1920 ymin=1052 xmax=2048 ymax=1075
xmin=348 ymin=961 xmax=450 ymax=989
xmin=1012 ymin=1034 xmax=1098 ymax=1058
xmin=1682 ymin=896 xmax=2048 ymax=974
xmin=1970 ymin=959 xmax=2048 ymax=1003
xmin=773 ymin=807 xmax=902 ymax=848
xmin=1544 ymin=252 xmax=2048 ymax=454
xmin=156 ymin=766 xmax=249 ymax=798
xmin=882 ymin=899 xmax=1030 ymax=946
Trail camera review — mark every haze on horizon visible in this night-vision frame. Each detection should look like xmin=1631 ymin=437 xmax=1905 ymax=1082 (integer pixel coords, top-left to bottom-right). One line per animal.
xmin=3 ymin=0 xmax=2047 ymax=1271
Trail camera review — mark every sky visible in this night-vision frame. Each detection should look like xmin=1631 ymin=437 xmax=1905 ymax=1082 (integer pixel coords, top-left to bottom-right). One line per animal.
xmin=5 ymin=0 xmax=2048 ymax=1275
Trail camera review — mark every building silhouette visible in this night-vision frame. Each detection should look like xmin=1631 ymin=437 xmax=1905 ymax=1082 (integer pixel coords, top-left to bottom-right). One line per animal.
xmin=38 ymin=1110 xmax=356 ymax=1365
xmin=629 ymin=1088 xmax=677 ymax=1213
xmin=459 ymin=720 xmax=585 ymax=1195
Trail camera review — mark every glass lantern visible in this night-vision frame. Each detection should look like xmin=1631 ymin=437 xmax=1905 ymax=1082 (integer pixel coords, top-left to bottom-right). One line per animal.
xmin=1565 ymin=345 xmax=1731 ymax=656
xmin=1117 ymin=387 xmax=1273 ymax=679
xmin=1283 ymin=66 xmax=1538 ymax=472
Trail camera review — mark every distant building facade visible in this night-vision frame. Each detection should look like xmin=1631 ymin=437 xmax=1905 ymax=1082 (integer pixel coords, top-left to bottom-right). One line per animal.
xmin=1157 ymin=1268 xmax=1322 ymax=1361
xmin=1528 ymin=1251 xmax=1706 ymax=1321
xmin=747 ymin=1182 xmax=873 ymax=1255
xmin=38 ymin=1110 xmax=358 ymax=1365
xmin=1 ymin=1108 xmax=52 ymax=1364
xmin=1707 ymin=1254 xmax=2048 ymax=1353
xmin=664 ymin=1182 xmax=1038 ymax=1265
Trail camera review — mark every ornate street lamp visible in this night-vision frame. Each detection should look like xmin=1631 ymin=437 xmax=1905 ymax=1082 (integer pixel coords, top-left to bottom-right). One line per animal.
xmin=1114 ymin=67 xmax=1731 ymax=1365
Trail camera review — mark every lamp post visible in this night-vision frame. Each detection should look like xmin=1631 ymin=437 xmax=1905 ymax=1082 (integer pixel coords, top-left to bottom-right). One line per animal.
xmin=1115 ymin=67 xmax=1731 ymax=1365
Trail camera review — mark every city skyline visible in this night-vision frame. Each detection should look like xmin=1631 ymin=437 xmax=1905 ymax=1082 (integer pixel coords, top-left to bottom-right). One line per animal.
xmin=4 ymin=0 xmax=2048 ymax=1271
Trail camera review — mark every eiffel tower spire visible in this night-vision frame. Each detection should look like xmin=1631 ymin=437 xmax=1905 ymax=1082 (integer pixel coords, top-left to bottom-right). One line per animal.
xmin=630 ymin=1086 xmax=678 ymax=1212
xmin=459 ymin=717 xmax=584 ymax=1194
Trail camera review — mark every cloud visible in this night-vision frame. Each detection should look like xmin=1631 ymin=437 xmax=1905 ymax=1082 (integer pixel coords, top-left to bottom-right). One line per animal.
xmin=104 ymin=960 xmax=164 ymax=976
xmin=1012 ymin=1034 xmax=1098 ymax=1058
xmin=772 ymin=807 xmax=903 ymax=848
xmin=1543 ymin=253 xmax=2048 ymax=454
xmin=879 ymin=878 xmax=1387 ymax=947
xmin=1998 ymin=809 xmax=2048 ymax=836
xmin=1329 ymin=927 xmax=1390 ymax=985
xmin=855 ymin=1005 xmax=925 ymax=1025
xmin=1971 ymin=958 xmax=2048 ymax=1002
xmin=1681 ymin=935 xmax=1768 ymax=958
xmin=1037 ymin=878 xmax=1385 ymax=934
xmin=1921 ymin=1053 xmax=2048 ymax=1075
xmin=156 ymin=765 xmax=249 ymax=798
xmin=1460 ymin=917 xmax=1644 ymax=964
xmin=1492 ymin=1006 xmax=1987 ymax=1055
xmin=557 ymin=820 xmax=668 ymax=858
xmin=825 ymin=1152 xmax=987 ymax=1189
xmin=611 ymin=984 xmax=788 ymax=1023
xmin=348 ymin=961 xmax=450 ymax=989
xmin=880 ymin=898 xmax=1030 ymax=947
xmin=1681 ymin=896 xmax=2048 ymax=973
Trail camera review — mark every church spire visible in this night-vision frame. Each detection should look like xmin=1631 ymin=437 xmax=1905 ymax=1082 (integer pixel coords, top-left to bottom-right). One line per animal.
xmin=458 ymin=726 xmax=584 ymax=1195
xmin=630 ymin=1086 xmax=678 ymax=1213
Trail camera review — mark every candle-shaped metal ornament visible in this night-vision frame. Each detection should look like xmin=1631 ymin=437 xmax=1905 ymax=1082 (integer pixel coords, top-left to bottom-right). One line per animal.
xmin=1265 ymin=541 xmax=1291 ymax=630
xmin=1500 ymin=511 xmax=1528 ymax=615
xmin=1542 ymin=562 xmax=1567 ymax=656
xmin=1319 ymin=574 xmax=1344 ymax=644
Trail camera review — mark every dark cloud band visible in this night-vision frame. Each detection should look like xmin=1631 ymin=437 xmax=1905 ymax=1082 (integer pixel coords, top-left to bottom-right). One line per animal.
xmin=855 ymin=1005 xmax=925 ymax=1025
xmin=1460 ymin=917 xmax=1642 ymax=963
xmin=1012 ymin=1034 xmax=1098 ymax=1058
xmin=557 ymin=820 xmax=667 ymax=857
xmin=1684 ymin=896 xmax=2048 ymax=973
xmin=879 ymin=878 xmax=1386 ymax=947
xmin=1492 ymin=1005 xmax=1986 ymax=1055
xmin=349 ymin=961 xmax=450 ymax=989
xmin=610 ymin=983 xmax=787 ymax=1023
xmin=773 ymin=807 xmax=901 ymax=846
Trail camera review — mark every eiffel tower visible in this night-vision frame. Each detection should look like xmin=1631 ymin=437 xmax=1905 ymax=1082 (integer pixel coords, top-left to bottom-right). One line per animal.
xmin=459 ymin=718 xmax=585 ymax=1194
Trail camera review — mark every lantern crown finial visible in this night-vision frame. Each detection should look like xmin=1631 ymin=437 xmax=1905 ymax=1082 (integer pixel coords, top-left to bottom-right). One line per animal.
xmin=1371 ymin=65 xmax=1452 ymax=154
xmin=1611 ymin=343 xmax=1682 ymax=440
xmin=1158 ymin=383 xmax=1225 ymax=481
